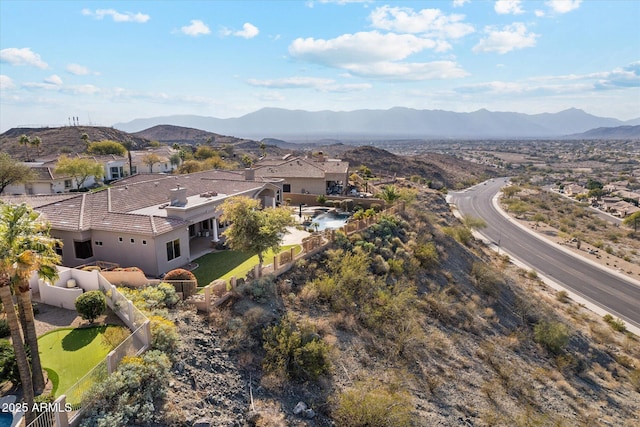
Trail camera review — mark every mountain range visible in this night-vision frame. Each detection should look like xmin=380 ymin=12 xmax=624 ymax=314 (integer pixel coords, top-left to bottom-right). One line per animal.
xmin=114 ymin=107 xmax=640 ymax=140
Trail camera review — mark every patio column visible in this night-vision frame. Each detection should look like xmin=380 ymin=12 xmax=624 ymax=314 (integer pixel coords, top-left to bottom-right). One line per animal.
xmin=212 ymin=217 xmax=219 ymax=242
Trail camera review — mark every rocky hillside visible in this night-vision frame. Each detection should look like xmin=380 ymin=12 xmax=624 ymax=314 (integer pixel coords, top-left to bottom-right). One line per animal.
xmin=155 ymin=187 xmax=640 ymax=426
xmin=0 ymin=126 xmax=149 ymax=160
xmin=338 ymin=146 xmax=500 ymax=189
xmin=131 ymin=125 xmax=250 ymax=146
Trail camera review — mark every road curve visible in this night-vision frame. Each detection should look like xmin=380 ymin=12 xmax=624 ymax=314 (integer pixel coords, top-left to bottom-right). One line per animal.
xmin=450 ymin=178 xmax=640 ymax=332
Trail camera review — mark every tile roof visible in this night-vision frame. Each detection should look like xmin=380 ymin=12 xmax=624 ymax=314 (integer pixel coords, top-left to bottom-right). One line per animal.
xmin=1 ymin=169 xmax=273 ymax=236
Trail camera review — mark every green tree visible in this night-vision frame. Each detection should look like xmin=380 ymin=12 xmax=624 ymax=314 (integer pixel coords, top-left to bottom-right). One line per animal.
xmin=19 ymin=134 xmax=30 ymax=161
xmin=177 ymin=160 xmax=202 ymax=174
xmin=501 ymin=185 xmax=521 ymax=199
xmin=87 ymin=140 xmax=126 ymax=156
xmin=141 ymin=153 xmax=161 ymax=173
xmin=623 ymin=211 xmax=640 ymax=233
xmin=169 ymin=153 xmax=181 ymax=171
xmin=378 ymin=185 xmax=400 ymax=204
xmin=81 ymin=133 xmax=90 ymax=148
xmin=0 ymin=152 xmax=36 ymax=194
xmin=54 ymin=155 xmax=104 ymax=189
xmin=30 ymin=136 xmax=42 ymax=158
xmin=194 ymin=146 xmax=217 ymax=160
xmin=75 ymin=290 xmax=107 ymax=324
xmin=0 ymin=202 xmax=61 ymax=422
xmin=220 ymin=196 xmax=294 ymax=264
xmin=259 ymin=141 xmax=267 ymax=156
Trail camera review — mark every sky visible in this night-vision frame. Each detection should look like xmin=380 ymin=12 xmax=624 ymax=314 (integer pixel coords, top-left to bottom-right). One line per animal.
xmin=1 ymin=0 xmax=639 ymax=132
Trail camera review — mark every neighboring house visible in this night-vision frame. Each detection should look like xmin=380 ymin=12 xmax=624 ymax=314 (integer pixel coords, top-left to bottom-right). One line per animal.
xmin=129 ymin=146 xmax=180 ymax=174
xmin=252 ymin=154 xmax=349 ymax=196
xmin=0 ymin=169 xmax=282 ymax=277
xmin=2 ymin=154 xmax=127 ymax=195
xmin=564 ymin=184 xmax=587 ymax=197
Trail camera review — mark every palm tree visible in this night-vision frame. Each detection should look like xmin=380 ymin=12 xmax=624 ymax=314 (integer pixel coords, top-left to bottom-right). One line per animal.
xmin=379 ymin=185 xmax=401 ymax=204
xmin=121 ymin=139 xmax=135 ymax=176
xmin=0 ymin=202 xmax=60 ymax=419
xmin=19 ymin=134 xmax=30 ymax=161
xmin=30 ymin=136 xmax=41 ymax=158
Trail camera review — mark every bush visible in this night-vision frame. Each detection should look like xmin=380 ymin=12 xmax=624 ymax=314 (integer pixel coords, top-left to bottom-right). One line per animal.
xmin=149 ymin=315 xmax=179 ymax=354
xmin=262 ymin=314 xmax=331 ymax=381
xmin=163 ymin=268 xmax=197 ymax=284
xmin=534 ymin=320 xmax=570 ymax=354
xmin=0 ymin=318 xmax=9 ymax=338
xmin=80 ymin=350 xmax=170 ymax=426
xmin=413 ymin=241 xmax=439 ymax=269
xmin=75 ymin=290 xmax=107 ymax=324
xmin=332 ymin=380 xmax=413 ymax=426
xmin=603 ymin=314 xmax=627 ymax=333
xmin=0 ymin=339 xmax=18 ymax=383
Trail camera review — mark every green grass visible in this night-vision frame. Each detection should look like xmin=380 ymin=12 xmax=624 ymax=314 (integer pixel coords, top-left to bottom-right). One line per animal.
xmin=38 ymin=325 xmax=125 ymax=397
xmin=192 ymin=244 xmax=302 ymax=287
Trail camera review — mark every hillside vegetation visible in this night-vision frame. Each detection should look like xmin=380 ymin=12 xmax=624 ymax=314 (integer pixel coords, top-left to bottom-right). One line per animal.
xmin=157 ymin=187 xmax=640 ymax=426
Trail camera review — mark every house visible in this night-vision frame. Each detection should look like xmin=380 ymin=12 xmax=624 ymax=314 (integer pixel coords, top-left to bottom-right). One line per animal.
xmin=564 ymin=184 xmax=587 ymax=198
xmin=0 ymin=169 xmax=282 ymax=277
xmin=1 ymin=154 xmax=127 ymax=195
xmin=129 ymin=146 xmax=180 ymax=174
xmin=252 ymin=154 xmax=349 ymax=195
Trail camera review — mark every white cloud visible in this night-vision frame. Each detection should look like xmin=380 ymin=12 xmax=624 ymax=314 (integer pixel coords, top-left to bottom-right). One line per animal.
xmin=290 ymin=31 xmax=441 ymax=66
xmin=66 ymin=63 xmax=98 ymax=76
xmin=0 ymin=48 xmax=48 ymax=69
xmin=235 ymin=23 xmax=259 ymax=39
xmin=545 ymin=0 xmax=582 ymax=14
xmin=221 ymin=23 xmax=259 ymax=39
xmin=82 ymin=8 xmax=150 ymax=23
xmin=535 ymin=10 xmax=545 ymax=17
xmin=306 ymin=0 xmax=373 ymax=7
xmin=0 ymin=75 xmax=15 ymax=90
xmin=180 ymin=20 xmax=211 ymax=37
xmin=343 ymin=60 xmax=468 ymax=80
xmin=594 ymin=61 xmax=640 ymax=89
xmin=473 ymin=23 xmax=538 ymax=54
xmin=368 ymin=6 xmax=474 ymax=40
xmin=495 ymin=0 xmax=524 ymax=15
xmin=453 ymin=0 xmax=470 ymax=7
xmin=247 ymin=76 xmax=372 ymax=92
xmin=44 ymin=75 xmax=63 ymax=86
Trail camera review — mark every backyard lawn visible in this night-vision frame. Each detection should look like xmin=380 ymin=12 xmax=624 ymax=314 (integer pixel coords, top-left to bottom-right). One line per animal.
xmin=192 ymin=244 xmax=302 ymax=287
xmin=38 ymin=325 xmax=126 ymax=397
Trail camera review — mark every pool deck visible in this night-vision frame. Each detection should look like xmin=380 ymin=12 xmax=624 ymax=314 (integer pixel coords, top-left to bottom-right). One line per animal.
xmin=0 ymin=394 xmax=23 ymax=427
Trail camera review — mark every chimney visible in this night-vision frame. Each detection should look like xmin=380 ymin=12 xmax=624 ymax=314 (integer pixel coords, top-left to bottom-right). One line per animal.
xmin=169 ymin=186 xmax=188 ymax=206
xmin=244 ymin=168 xmax=255 ymax=181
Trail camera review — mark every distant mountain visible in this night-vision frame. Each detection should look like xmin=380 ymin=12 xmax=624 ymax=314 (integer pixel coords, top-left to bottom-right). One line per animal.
xmin=113 ymin=107 xmax=633 ymax=139
xmin=565 ymin=125 xmax=640 ymax=139
xmin=132 ymin=125 xmax=250 ymax=146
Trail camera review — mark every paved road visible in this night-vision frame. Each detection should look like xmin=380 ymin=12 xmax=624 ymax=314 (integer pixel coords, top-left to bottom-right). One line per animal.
xmin=450 ymin=178 xmax=640 ymax=331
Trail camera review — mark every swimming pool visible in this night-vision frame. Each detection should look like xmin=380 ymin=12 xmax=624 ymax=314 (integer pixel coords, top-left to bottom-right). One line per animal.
xmin=311 ymin=210 xmax=350 ymax=231
xmin=0 ymin=411 xmax=14 ymax=427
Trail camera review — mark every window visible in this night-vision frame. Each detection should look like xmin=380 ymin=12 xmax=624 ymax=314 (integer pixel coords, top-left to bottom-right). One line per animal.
xmin=283 ymin=184 xmax=291 ymax=193
xmin=118 ymin=237 xmax=123 ymax=242
xmin=64 ymin=180 xmax=72 ymax=189
xmin=95 ymin=241 xmax=103 ymax=246
xmin=142 ymin=240 xmax=147 ymax=245
xmin=54 ymin=242 xmax=63 ymax=257
xmin=166 ymin=239 xmax=181 ymax=261
xmin=74 ymin=240 xmax=93 ymax=259
xmin=130 ymin=238 xmax=135 ymax=244
xmin=131 ymin=166 xmax=137 ymax=174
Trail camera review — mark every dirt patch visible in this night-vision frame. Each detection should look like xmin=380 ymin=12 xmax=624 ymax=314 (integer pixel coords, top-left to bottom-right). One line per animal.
xmin=34 ymin=303 xmax=125 ymax=337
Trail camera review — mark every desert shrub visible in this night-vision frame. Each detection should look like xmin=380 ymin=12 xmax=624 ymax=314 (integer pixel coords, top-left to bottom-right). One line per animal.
xmin=149 ymin=315 xmax=179 ymax=354
xmin=471 ymin=262 xmax=504 ymax=296
xmin=413 ymin=241 xmax=439 ymax=269
xmin=75 ymin=290 xmax=107 ymax=324
xmin=0 ymin=318 xmax=9 ymax=338
xmin=630 ymin=369 xmax=640 ymax=392
xmin=163 ymin=268 xmax=197 ymax=284
xmin=101 ymin=326 xmax=129 ymax=349
xmin=442 ymin=225 xmax=472 ymax=245
xmin=556 ymin=290 xmax=569 ymax=303
xmin=119 ymin=284 xmax=176 ymax=314
xmin=603 ymin=314 xmax=627 ymax=333
xmin=534 ymin=320 xmax=570 ymax=354
xmin=332 ymin=379 xmax=413 ymax=427
xmin=262 ymin=314 xmax=331 ymax=381
xmin=0 ymin=339 xmax=18 ymax=383
xmin=80 ymin=350 xmax=170 ymax=427
xmin=156 ymin=282 xmax=179 ymax=308
xmin=527 ymin=270 xmax=538 ymax=279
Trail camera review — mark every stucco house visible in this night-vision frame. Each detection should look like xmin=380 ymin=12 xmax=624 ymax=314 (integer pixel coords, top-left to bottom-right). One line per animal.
xmin=2 ymin=154 xmax=127 ymax=195
xmin=252 ymin=154 xmax=349 ymax=195
xmin=129 ymin=146 xmax=180 ymax=174
xmin=0 ymin=169 xmax=282 ymax=277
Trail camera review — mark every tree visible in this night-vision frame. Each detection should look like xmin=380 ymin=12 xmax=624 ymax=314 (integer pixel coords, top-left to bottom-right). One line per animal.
xmin=194 ymin=146 xmax=217 ymax=160
xmin=259 ymin=141 xmax=267 ymax=156
xmin=87 ymin=140 xmax=126 ymax=156
xmin=169 ymin=153 xmax=181 ymax=171
xmin=81 ymin=133 xmax=90 ymax=148
xmin=19 ymin=134 xmax=30 ymax=161
xmin=141 ymin=153 xmax=161 ymax=173
xmin=623 ymin=211 xmax=640 ymax=233
xmin=177 ymin=160 xmax=202 ymax=174
xmin=220 ymin=196 xmax=294 ymax=264
xmin=501 ymin=185 xmax=521 ymax=199
xmin=75 ymin=290 xmax=106 ymax=324
xmin=378 ymin=185 xmax=400 ymax=204
xmin=119 ymin=139 xmax=135 ymax=176
xmin=0 ymin=202 xmax=61 ymax=422
xmin=54 ymin=155 xmax=103 ymax=189
xmin=0 ymin=153 xmax=36 ymax=194
xmin=30 ymin=136 xmax=42 ymax=158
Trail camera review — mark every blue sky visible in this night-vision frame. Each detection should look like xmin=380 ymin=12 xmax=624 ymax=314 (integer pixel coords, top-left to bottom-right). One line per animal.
xmin=1 ymin=0 xmax=639 ymax=132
